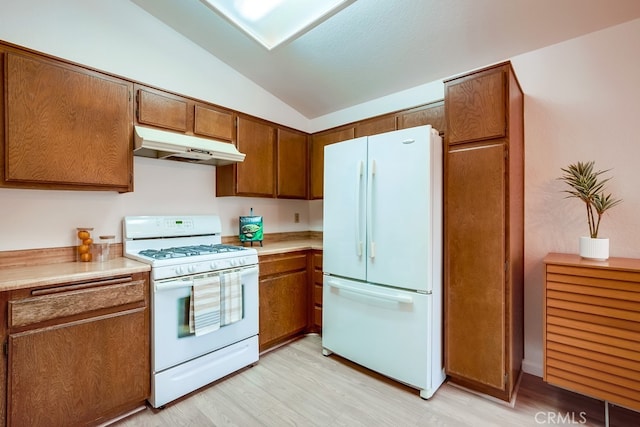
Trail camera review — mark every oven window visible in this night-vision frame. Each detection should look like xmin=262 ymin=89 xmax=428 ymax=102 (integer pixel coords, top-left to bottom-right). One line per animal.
xmin=175 ymin=283 xmax=246 ymax=338
xmin=177 ymin=296 xmax=192 ymax=338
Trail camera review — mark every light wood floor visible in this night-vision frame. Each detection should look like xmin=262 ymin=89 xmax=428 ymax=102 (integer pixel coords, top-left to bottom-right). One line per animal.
xmin=115 ymin=335 xmax=638 ymax=426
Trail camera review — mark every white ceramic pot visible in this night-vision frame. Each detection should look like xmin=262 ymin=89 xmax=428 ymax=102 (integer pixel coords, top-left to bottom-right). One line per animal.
xmin=579 ymin=236 xmax=609 ymax=261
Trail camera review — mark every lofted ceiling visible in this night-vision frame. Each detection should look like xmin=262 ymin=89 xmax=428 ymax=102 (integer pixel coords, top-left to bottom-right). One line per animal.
xmin=131 ymin=0 xmax=640 ymax=119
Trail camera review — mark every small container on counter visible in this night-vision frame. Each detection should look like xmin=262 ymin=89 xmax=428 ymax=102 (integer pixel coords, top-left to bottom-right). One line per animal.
xmin=76 ymin=227 xmax=94 ymax=262
xmin=94 ymin=235 xmax=115 ymax=262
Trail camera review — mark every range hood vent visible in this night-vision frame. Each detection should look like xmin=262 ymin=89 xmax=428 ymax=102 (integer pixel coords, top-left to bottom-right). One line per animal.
xmin=133 ymin=126 xmax=245 ymax=166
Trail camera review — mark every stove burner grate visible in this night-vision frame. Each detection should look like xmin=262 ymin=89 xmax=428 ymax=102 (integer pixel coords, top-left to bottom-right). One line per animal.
xmin=138 ymin=244 xmax=246 ymax=259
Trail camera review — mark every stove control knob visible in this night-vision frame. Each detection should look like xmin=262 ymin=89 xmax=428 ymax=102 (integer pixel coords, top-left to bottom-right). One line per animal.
xmin=175 ymin=266 xmax=185 ymax=276
xmin=210 ymin=262 xmax=218 ymax=270
xmin=188 ymin=265 xmax=196 ymax=274
xmin=230 ymin=259 xmax=237 ymax=267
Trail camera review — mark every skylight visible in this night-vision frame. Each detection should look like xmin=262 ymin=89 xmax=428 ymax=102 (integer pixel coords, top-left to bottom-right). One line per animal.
xmin=201 ymin=0 xmax=355 ymax=50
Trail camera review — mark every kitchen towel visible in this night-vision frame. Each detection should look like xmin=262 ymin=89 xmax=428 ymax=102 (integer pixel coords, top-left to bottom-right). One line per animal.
xmin=221 ymin=270 xmax=243 ymax=326
xmin=189 ymin=274 xmax=222 ymax=336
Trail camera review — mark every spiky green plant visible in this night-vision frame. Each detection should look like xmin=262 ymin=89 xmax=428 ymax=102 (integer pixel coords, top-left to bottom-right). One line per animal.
xmin=559 ymin=161 xmax=622 ymax=238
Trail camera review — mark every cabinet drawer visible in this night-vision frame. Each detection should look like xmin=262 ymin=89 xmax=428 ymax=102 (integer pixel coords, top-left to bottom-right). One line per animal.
xmin=9 ymin=278 xmax=145 ymax=328
xmin=259 ymin=253 xmax=307 ymax=277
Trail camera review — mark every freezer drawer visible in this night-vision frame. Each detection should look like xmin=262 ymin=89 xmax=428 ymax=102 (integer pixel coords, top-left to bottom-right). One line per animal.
xmin=322 ymin=276 xmax=444 ymax=398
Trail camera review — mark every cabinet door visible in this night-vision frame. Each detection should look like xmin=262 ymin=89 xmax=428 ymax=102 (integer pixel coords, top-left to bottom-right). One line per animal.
xmin=194 ymin=104 xmax=234 ymax=141
xmin=354 ymin=114 xmax=396 ymax=137
xmin=258 ymin=253 xmax=308 ymax=351
xmin=235 ymin=116 xmax=275 ymax=196
xmin=446 ymin=67 xmax=506 ymax=144
xmin=397 ymin=101 xmax=445 ymax=133
xmin=259 ymin=270 xmax=308 ymax=351
xmin=136 ymin=87 xmax=188 ymax=132
xmin=445 ymin=142 xmax=506 ymax=391
xmin=8 ymin=309 xmax=149 ymax=426
xmin=3 ymin=52 xmax=132 ymax=191
xmin=276 ymin=128 xmax=307 ymax=199
xmin=309 ymin=126 xmax=355 ymax=199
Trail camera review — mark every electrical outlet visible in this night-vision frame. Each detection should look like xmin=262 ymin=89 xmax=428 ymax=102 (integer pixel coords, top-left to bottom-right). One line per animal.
xmin=294 ymin=212 xmax=300 ymax=223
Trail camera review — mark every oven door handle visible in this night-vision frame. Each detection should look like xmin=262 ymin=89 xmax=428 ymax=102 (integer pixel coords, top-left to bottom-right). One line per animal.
xmin=154 ymin=265 xmax=259 ymax=292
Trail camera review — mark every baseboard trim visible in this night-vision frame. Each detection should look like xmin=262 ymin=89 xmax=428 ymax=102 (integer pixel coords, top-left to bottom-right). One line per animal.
xmin=521 ymin=359 xmax=543 ymax=377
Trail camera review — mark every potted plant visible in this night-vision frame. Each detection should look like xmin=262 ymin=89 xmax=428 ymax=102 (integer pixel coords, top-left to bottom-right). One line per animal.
xmin=559 ymin=161 xmax=622 ymax=260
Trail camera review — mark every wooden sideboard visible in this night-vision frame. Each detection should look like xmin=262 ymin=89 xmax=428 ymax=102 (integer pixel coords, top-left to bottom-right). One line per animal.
xmin=543 ymin=253 xmax=640 ymax=412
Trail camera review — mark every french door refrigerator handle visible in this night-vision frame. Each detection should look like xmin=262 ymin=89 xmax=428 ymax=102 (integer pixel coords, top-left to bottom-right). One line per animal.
xmin=355 ymin=160 xmax=364 ymax=257
xmin=327 ymin=279 xmax=413 ymax=304
xmin=368 ymin=159 xmax=376 ymax=259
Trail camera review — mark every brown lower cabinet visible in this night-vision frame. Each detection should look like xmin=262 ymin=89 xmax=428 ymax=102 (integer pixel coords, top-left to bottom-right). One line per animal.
xmin=309 ymin=251 xmax=323 ymax=333
xmin=258 ymin=251 xmax=309 ymax=352
xmin=2 ymin=272 xmax=150 ymax=426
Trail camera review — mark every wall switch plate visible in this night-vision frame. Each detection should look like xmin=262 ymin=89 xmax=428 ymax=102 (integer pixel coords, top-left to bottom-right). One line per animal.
xmin=294 ymin=212 xmax=300 ymax=223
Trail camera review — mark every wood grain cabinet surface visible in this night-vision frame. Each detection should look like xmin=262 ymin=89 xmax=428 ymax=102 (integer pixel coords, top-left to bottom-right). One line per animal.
xmin=258 ymin=252 xmax=309 ymax=352
xmin=1 ymin=45 xmax=133 ymax=192
xmin=276 ymin=128 xmax=308 ymax=199
xmin=309 ymin=126 xmax=355 ymax=200
xmin=354 ymin=114 xmax=396 ymax=138
xmin=216 ymin=115 xmax=276 ymax=197
xmin=2 ymin=272 xmax=150 ymax=426
xmin=396 ymin=100 xmax=445 ymax=134
xmin=443 ymin=61 xmax=524 ymax=402
xmin=310 ymin=251 xmax=323 ymax=333
xmin=135 ymin=84 xmax=235 ymax=142
xmin=543 ymin=253 xmax=640 ymax=412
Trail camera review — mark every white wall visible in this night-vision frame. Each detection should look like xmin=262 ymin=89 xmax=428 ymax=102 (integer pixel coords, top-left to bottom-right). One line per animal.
xmin=0 ymin=0 xmax=311 ymax=249
xmin=1 ymin=0 xmax=639 ymax=379
xmin=511 ymin=18 xmax=640 ymax=375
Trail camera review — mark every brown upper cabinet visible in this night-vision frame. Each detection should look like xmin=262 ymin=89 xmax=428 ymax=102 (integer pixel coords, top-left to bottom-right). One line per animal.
xmin=217 ymin=115 xmax=275 ymax=197
xmin=309 ymin=126 xmax=355 ymax=200
xmin=134 ymin=84 xmax=234 ymax=142
xmin=397 ymin=100 xmax=445 ymax=134
xmin=0 ymin=44 xmax=133 ymax=192
xmin=446 ymin=69 xmax=505 ymax=144
xmin=354 ymin=114 xmax=396 ymax=138
xmin=277 ymin=128 xmax=308 ymax=199
xmin=194 ymin=104 xmax=234 ymax=141
xmin=217 ymin=119 xmax=308 ymax=199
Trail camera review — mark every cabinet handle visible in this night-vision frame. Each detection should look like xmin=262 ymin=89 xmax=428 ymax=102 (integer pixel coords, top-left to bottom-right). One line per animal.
xmin=31 ymin=276 xmax=133 ymax=296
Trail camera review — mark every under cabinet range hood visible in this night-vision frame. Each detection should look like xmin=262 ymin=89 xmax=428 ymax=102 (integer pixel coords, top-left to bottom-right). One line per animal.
xmin=133 ymin=126 xmax=245 ymax=166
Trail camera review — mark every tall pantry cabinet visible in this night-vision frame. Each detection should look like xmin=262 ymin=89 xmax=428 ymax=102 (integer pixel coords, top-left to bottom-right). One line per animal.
xmin=443 ymin=61 xmax=524 ymax=402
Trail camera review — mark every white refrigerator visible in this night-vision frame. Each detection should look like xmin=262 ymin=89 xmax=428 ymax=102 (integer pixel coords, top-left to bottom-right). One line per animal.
xmin=322 ymin=125 xmax=445 ymax=399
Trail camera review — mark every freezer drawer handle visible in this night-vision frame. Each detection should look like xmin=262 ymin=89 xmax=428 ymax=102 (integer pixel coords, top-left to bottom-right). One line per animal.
xmin=327 ymin=280 xmax=413 ymax=304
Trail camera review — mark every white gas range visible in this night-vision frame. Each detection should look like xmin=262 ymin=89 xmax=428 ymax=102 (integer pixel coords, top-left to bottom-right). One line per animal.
xmin=123 ymin=215 xmax=259 ymax=408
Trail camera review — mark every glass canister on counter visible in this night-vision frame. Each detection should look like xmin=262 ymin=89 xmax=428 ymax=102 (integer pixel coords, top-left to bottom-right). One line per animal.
xmin=76 ymin=227 xmax=94 ymax=262
xmin=94 ymin=235 xmax=115 ymax=262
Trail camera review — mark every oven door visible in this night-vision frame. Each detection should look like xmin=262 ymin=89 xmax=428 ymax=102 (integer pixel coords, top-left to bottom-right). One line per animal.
xmin=151 ymin=264 xmax=258 ymax=373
